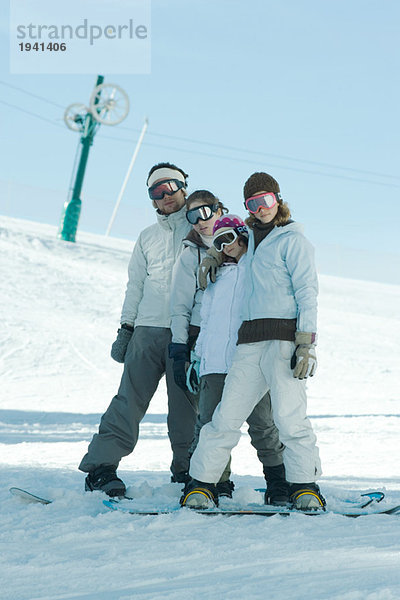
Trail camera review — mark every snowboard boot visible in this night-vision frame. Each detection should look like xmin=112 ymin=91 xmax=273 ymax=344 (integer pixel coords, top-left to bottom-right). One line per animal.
xmin=216 ymin=479 xmax=235 ymax=498
xmin=171 ymin=471 xmax=191 ymax=484
xmin=180 ymin=478 xmax=218 ymax=509
xmin=263 ymin=464 xmax=290 ymax=506
xmin=85 ymin=466 xmax=126 ymax=498
xmin=289 ymin=482 xmax=326 ymax=511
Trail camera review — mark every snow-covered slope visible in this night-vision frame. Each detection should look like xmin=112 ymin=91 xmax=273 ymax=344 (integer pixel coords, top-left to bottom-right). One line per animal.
xmin=1 ymin=215 xmax=399 ymax=600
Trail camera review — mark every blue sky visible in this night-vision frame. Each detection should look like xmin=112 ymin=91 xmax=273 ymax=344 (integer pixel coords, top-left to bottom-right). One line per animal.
xmin=1 ymin=0 xmax=399 ymax=283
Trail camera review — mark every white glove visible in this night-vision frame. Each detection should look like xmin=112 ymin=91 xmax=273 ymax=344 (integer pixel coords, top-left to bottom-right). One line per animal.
xmin=292 ymin=332 xmax=317 ymax=379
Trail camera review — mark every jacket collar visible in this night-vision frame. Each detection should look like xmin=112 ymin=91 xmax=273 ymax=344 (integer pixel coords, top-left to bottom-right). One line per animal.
xmin=183 ymin=228 xmax=209 ymax=249
xmin=156 ymin=204 xmax=188 ymax=231
xmin=250 ymin=221 xmax=304 ymax=248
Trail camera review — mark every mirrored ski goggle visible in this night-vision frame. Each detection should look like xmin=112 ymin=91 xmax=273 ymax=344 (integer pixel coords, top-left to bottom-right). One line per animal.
xmin=244 ymin=192 xmax=281 ymax=214
xmin=148 ymin=179 xmax=185 ymax=201
xmin=212 ymin=229 xmax=238 ymax=251
xmin=186 ymin=203 xmax=219 ymax=225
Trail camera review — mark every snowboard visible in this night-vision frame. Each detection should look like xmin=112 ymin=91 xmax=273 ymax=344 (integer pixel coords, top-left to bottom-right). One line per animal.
xmin=9 ymin=487 xmax=383 ymax=509
xmin=103 ymin=491 xmax=400 ymax=518
xmin=9 ymin=487 xmax=399 ymax=517
xmin=9 ymin=487 xmax=52 ymax=505
xmin=8 ymin=486 xmax=134 ymax=505
xmin=254 ymin=490 xmax=383 ymax=509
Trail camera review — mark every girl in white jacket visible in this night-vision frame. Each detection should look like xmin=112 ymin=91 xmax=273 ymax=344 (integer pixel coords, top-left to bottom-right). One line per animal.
xmin=184 ymin=174 xmax=325 ymax=511
xmin=186 ymin=215 xmax=287 ymax=502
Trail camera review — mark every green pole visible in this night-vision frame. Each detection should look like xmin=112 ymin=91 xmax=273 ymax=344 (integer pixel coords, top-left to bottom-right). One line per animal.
xmin=58 ymin=75 xmax=104 ymax=242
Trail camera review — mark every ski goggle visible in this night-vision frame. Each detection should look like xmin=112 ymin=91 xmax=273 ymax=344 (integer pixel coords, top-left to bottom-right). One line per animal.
xmin=244 ymin=192 xmax=281 ymax=214
xmin=213 ymin=228 xmax=238 ymax=251
xmin=186 ymin=203 xmax=219 ymax=225
xmin=148 ymin=179 xmax=185 ymax=201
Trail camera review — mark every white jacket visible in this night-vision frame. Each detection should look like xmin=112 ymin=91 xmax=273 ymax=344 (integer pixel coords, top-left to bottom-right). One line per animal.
xmin=242 ymin=222 xmax=318 ymax=333
xmin=170 ymin=231 xmax=208 ymax=344
xmin=195 ymin=256 xmax=247 ymax=377
xmin=120 ymin=206 xmax=191 ymax=327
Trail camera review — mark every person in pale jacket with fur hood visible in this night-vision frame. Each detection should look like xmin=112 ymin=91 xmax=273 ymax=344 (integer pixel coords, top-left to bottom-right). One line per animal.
xmin=183 ymin=173 xmax=325 ymax=511
xmin=168 ymin=190 xmax=227 ymax=389
xmin=79 ymin=162 xmax=197 ymax=496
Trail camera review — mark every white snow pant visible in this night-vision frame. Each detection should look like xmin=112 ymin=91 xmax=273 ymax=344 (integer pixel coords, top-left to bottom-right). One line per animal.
xmin=190 ymin=340 xmax=322 ymax=484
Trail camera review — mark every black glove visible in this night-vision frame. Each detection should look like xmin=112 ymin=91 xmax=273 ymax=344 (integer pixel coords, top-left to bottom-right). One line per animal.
xmin=111 ymin=324 xmax=134 ymax=363
xmin=168 ymin=342 xmax=190 ymax=391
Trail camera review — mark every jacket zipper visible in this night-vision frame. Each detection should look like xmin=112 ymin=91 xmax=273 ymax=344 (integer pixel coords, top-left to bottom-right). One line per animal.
xmin=224 ymin=265 xmax=239 ymax=370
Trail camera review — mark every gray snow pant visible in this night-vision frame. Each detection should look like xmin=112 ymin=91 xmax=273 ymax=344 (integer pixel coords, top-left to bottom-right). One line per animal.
xmin=79 ymin=326 xmax=198 ymax=477
xmin=190 ymin=373 xmax=284 ymax=482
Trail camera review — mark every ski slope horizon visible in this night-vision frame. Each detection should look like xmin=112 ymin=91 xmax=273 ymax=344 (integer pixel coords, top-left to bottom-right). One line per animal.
xmin=1 ymin=215 xmax=399 ymax=600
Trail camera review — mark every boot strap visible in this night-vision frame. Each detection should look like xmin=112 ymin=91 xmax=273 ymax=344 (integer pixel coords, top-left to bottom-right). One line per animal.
xmin=182 ymin=488 xmax=215 ymax=505
xmin=292 ymin=489 xmax=325 ymax=507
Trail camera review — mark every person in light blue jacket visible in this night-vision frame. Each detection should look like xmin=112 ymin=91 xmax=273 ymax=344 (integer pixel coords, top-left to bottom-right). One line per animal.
xmin=183 ymin=172 xmax=325 ymax=511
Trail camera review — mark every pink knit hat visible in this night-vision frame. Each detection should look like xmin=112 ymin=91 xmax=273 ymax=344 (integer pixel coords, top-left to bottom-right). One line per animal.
xmin=212 ymin=214 xmax=248 ymax=237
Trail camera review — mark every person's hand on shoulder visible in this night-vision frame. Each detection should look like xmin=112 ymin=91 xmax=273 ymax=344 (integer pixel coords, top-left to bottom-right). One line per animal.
xmin=198 ymin=246 xmax=224 ymax=290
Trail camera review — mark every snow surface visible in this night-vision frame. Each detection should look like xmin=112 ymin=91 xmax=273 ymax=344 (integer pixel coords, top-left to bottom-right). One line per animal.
xmin=1 ymin=215 xmax=399 ymax=600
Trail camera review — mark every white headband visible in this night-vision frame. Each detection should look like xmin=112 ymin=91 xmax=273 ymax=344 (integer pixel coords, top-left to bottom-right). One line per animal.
xmin=147 ymin=168 xmax=186 ymax=188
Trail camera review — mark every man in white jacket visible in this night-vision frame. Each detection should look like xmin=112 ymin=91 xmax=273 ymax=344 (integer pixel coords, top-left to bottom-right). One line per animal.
xmin=79 ymin=163 xmax=197 ymax=496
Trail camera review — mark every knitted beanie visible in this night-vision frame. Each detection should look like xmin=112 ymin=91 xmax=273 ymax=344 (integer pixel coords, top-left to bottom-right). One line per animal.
xmin=243 ymin=172 xmax=280 ymax=200
xmin=213 ymin=214 xmax=248 ymax=237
